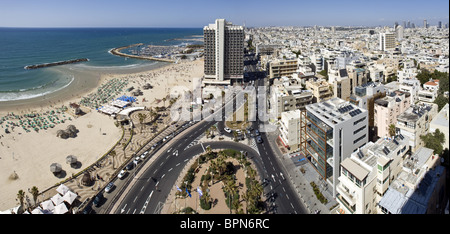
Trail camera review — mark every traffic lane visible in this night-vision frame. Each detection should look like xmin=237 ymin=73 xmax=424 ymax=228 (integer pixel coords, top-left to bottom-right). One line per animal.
xmin=257 ymin=133 xmax=306 ymax=214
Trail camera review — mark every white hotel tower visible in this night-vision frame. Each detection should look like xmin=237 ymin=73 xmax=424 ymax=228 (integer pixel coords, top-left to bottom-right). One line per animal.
xmin=203 ymin=19 xmax=244 ymax=85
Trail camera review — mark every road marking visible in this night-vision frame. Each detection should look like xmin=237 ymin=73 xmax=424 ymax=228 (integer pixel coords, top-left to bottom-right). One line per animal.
xmin=167 ymin=148 xmax=172 ymax=153
xmin=161 ymin=174 xmax=165 ymax=179
xmin=290 ymin=203 xmax=295 ymax=209
xmin=120 ymin=204 xmax=128 ymax=214
xmin=286 ymin=194 xmax=290 ymax=200
xmin=139 ymin=190 xmax=154 ymax=214
xmin=168 ymin=167 xmax=173 ymax=172
xmin=133 ymin=196 xmax=138 ymax=203
xmin=160 ymin=162 xmax=164 ymax=166
xmin=184 ymin=159 xmax=189 ymax=162
xmin=141 ymin=186 xmax=145 ymax=191
xmin=176 ymin=163 xmax=180 ymax=167
xmin=155 ymin=181 xmax=160 ymax=186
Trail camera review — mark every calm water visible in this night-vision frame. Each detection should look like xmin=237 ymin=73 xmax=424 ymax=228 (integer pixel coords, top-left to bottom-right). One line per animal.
xmin=0 ymin=27 xmax=202 ymax=101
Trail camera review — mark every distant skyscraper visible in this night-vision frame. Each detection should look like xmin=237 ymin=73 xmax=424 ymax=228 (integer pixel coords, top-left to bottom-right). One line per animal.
xmin=395 ymin=25 xmax=404 ymax=41
xmin=424 ymin=19 xmax=428 ymax=28
xmin=379 ymin=33 xmax=395 ymax=51
xmin=407 ymin=21 xmax=411 ymax=28
xmin=438 ymin=21 xmax=442 ymax=28
xmin=203 ymin=19 xmax=244 ymax=85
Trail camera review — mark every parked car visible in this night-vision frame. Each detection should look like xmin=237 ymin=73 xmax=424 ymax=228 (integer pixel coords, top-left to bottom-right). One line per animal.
xmin=254 ymin=130 xmax=260 ymax=136
xmin=105 ymin=182 xmax=114 ymax=193
xmin=118 ymin=170 xmax=127 ymax=179
xmin=133 ymin=156 xmax=140 ymax=164
xmin=224 ymin=127 xmax=232 ymax=133
xmin=140 ymin=151 xmax=148 ymax=160
xmin=125 ymin=162 xmax=134 ymax=170
xmin=93 ymin=193 xmax=104 ymax=207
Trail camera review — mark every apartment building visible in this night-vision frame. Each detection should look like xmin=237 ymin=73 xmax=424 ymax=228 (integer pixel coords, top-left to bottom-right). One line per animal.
xmin=396 ymin=102 xmax=438 ymax=153
xmin=305 ymin=78 xmax=333 ymax=103
xmin=270 ymin=77 xmax=313 ymax=119
xmin=374 ymin=91 xmax=411 ymax=138
xmin=379 ymin=33 xmax=396 ymax=51
xmin=269 ymin=59 xmax=298 ymax=78
xmin=429 ymin=103 xmax=449 ymax=150
xmin=336 ymin=134 xmax=410 ymax=214
xmin=300 ymin=97 xmax=369 ymax=197
xmin=279 ymin=109 xmax=301 ymax=152
xmin=203 ymin=19 xmax=244 ymax=85
xmin=378 ymin=147 xmax=446 ymax=214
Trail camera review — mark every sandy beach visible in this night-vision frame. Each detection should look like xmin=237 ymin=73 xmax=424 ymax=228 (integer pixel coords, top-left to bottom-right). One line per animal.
xmin=0 ymin=58 xmax=204 ymax=210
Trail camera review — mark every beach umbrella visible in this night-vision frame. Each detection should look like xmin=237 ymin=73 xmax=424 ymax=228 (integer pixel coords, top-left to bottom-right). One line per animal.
xmin=50 ymin=163 xmax=62 ymax=173
xmin=51 ymin=193 xmax=64 ymax=206
xmin=62 ymin=191 xmax=78 ymax=205
xmin=56 ymin=184 xmax=70 ymax=195
xmin=40 ymin=200 xmax=55 ymax=212
xmin=54 ymin=203 xmax=68 ymax=214
xmin=66 ymin=155 xmax=77 ymax=165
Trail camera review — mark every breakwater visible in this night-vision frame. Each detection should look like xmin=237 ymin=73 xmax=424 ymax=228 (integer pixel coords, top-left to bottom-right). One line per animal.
xmin=109 ymin=43 xmax=175 ymax=63
xmin=24 ymin=58 xmax=89 ymax=70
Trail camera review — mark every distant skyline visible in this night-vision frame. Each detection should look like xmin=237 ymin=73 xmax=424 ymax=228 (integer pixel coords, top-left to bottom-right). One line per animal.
xmin=0 ymin=0 xmax=448 ymax=28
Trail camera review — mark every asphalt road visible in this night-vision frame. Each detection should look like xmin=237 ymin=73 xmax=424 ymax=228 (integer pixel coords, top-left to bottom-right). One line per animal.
xmin=109 ymin=78 xmax=307 ymax=214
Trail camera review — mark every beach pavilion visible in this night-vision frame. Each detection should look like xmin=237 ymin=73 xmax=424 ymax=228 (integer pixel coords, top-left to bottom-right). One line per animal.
xmin=98 ymin=105 xmax=121 ymax=116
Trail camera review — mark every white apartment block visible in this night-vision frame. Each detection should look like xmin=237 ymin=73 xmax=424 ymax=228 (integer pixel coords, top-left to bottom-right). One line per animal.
xmin=270 ymin=77 xmax=313 ymax=119
xmin=378 ymin=147 xmax=446 ymax=214
xmin=279 ymin=109 xmax=301 ymax=152
xmin=396 ymin=102 xmax=438 ymax=153
xmin=203 ymin=19 xmax=244 ymax=85
xmin=379 ymin=33 xmax=396 ymax=51
xmin=300 ymin=97 xmax=369 ymax=197
xmin=336 ymin=134 xmax=409 ymax=214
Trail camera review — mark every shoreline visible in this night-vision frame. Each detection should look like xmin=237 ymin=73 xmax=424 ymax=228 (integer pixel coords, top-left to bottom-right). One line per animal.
xmin=0 ymin=58 xmax=204 ymax=210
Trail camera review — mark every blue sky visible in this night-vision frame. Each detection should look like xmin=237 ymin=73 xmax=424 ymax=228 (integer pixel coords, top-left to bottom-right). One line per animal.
xmin=0 ymin=0 xmax=448 ymax=27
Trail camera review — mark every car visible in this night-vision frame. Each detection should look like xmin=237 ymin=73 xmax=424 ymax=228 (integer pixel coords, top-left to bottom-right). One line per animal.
xmin=140 ymin=151 xmax=148 ymax=160
xmin=93 ymin=193 xmax=104 ymax=207
xmin=133 ymin=157 xmax=140 ymax=164
xmin=118 ymin=170 xmax=127 ymax=179
xmin=105 ymin=182 xmax=114 ymax=193
xmin=126 ymin=162 xmax=134 ymax=170
xmin=256 ymin=136 xmax=263 ymax=144
xmin=224 ymin=127 xmax=231 ymax=133
xmin=254 ymin=130 xmax=260 ymax=136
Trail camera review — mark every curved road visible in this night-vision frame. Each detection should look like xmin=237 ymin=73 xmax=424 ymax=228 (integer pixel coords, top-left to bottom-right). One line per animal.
xmin=111 ymin=79 xmax=307 ymax=214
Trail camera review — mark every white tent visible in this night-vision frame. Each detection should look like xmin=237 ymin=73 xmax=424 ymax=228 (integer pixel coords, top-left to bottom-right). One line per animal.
xmin=54 ymin=203 xmax=68 ymax=214
xmin=56 ymin=184 xmax=70 ymax=195
xmin=51 ymin=193 xmax=64 ymax=206
xmin=31 ymin=208 xmax=44 ymax=214
xmin=62 ymin=191 xmax=78 ymax=205
xmin=40 ymin=200 xmax=55 ymax=212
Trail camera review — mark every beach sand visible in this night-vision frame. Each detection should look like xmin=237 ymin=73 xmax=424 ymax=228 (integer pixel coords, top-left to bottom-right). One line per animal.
xmin=0 ymin=58 xmax=204 ymax=210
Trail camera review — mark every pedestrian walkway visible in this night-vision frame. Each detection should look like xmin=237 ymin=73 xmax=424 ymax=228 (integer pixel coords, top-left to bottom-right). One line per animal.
xmin=265 ymin=129 xmax=338 ymax=214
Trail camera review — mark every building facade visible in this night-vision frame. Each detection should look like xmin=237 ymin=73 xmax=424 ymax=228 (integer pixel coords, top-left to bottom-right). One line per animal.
xmin=379 ymin=33 xmax=396 ymax=51
xmin=374 ymin=91 xmax=411 ymax=138
xmin=300 ymin=97 xmax=369 ymax=197
xmin=203 ymin=19 xmax=244 ymax=85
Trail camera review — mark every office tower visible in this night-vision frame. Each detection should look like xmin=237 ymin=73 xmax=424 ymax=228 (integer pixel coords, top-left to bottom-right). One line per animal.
xmin=300 ymin=97 xmax=369 ymax=197
xmin=438 ymin=21 xmax=442 ymax=28
xmin=424 ymin=19 xmax=428 ymax=28
xmin=395 ymin=25 xmax=404 ymax=40
xmin=379 ymin=33 xmax=395 ymax=51
xmin=203 ymin=19 xmax=244 ymax=85
xmin=407 ymin=21 xmax=411 ymax=28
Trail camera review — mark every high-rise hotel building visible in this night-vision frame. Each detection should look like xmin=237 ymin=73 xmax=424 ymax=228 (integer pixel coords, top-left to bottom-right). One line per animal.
xmin=300 ymin=97 xmax=369 ymax=197
xmin=379 ymin=33 xmax=395 ymax=51
xmin=203 ymin=19 xmax=244 ymax=85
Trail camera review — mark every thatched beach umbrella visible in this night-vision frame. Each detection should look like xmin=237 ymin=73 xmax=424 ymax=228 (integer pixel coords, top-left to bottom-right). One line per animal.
xmin=50 ymin=163 xmax=62 ymax=173
xmin=66 ymin=155 xmax=77 ymax=164
xmin=81 ymin=172 xmax=92 ymax=186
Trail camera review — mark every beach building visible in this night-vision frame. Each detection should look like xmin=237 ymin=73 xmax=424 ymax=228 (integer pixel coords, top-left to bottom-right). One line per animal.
xmin=203 ymin=19 xmax=244 ymax=85
xmin=374 ymin=91 xmax=411 ymax=138
xmin=300 ymin=97 xmax=369 ymax=197
xmin=396 ymin=102 xmax=438 ymax=153
xmin=335 ymin=134 xmax=409 ymax=214
xmin=377 ymin=147 xmax=446 ymax=214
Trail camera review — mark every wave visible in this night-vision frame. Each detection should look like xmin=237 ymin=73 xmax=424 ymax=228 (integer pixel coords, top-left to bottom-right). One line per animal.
xmin=0 ymin=75 xmax=74 ymax=102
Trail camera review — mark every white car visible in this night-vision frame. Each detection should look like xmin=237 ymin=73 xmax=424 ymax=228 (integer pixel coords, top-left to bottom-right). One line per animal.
xmin=118 ymin=170 xmax=127 ymax=179
xmin=133 ymin=157 xmax=140 ymax=164
xmin=140 ymin=151 xmax=148 ymax=160
xmin=224 ymin=127 xmax=232 ymax=133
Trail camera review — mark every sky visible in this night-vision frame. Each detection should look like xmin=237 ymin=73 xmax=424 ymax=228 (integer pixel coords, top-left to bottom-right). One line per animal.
xmin=0 ymin=0 xmax=448 ymax=28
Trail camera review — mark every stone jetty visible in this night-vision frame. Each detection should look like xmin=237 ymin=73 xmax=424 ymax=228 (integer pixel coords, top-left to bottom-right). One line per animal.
xmin=24 ymin=58 xmax=89 ymax=70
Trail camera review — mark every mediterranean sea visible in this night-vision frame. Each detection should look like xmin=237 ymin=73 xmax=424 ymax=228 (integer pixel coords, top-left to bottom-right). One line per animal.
xmin=0 ymin=27 xmax=202 ymax=102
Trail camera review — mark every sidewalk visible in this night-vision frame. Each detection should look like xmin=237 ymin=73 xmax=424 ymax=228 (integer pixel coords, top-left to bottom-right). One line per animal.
xmin=265 ymin=129 xmax=338 ymax=214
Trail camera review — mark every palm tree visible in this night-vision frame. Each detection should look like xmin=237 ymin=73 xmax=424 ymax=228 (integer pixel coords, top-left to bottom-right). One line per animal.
xmin=30 ymin=186 xmax=39 ymax=207
xmin=162 ymin=97 xmax=167 ymax=107
xmin=17 ymin=190 xmax=25 ymax=212
xmin=110 ymin=150 xmax=117 ymax=169
xmin=223 ymin=179 xmax=236 ymax=214
xmin=138 ymin=113 xmax=147 ymax=131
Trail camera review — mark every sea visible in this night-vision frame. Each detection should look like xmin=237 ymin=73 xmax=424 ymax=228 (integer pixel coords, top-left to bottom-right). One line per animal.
xmin=0 ymin=27 xmax=203 ymax=102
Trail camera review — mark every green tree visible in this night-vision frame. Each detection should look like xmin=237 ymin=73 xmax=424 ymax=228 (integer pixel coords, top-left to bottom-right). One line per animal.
xmin=420 ymin=129 xmax=446 ymax=155
xmin=389 ymin=124 xmax=397 ymax=137
xmin=434 ymin=95 xmax=449 ymax=112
